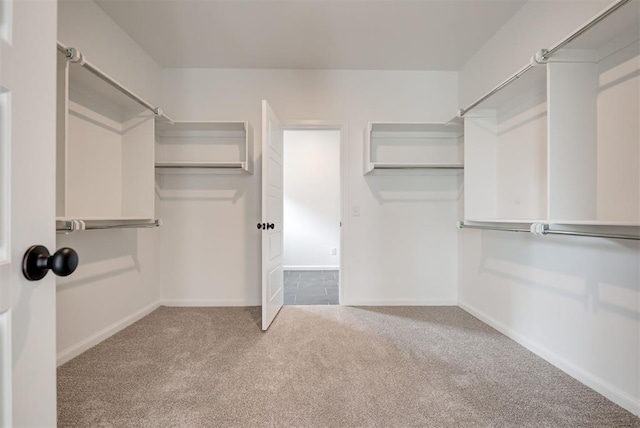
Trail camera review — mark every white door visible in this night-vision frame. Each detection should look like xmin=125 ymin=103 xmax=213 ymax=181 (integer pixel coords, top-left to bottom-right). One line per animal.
xmin=0 ymin=1 xmax=58 ymax=426
xmin=261 ymin=100 xmax=284 ymax=330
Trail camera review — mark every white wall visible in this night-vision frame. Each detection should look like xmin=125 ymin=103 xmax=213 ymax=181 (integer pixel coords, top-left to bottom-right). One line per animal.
xmin=55 ymin=0 xmax=163 ymax=365
xmin=160 ymin=68 xmax=460 ymax=306
xmin=458 ymin=0 xmax=640 ymax=416
xmin=283 ymin=130 xmax=340 ymax=271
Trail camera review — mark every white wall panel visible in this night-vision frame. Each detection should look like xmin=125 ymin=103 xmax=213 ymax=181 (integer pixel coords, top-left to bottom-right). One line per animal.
xmin=160 ymin=68 xmax=460 ymax=305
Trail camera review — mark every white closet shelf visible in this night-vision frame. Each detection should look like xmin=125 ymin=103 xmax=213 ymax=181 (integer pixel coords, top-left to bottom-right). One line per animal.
xmin=66 ymin=55 xmax=155 ymax=123
xmin=366 ymin=162 xmax=464 ymax=174
xmin=458 ymin=0 xmax=637 ymax=117
xmin=155 ymin=121 xmax=247 ymax=135
xmin=463 ymin=218 xmax=545 ymax=224
xmin=155 ymin=161 xmax=248 ymax=169
xmin=155 ymin=120 xmax=253 ymax=174
xmin=364 ymin=121 xmax=464 ymax=175
xmin=369 ymin=122 xmax=463 ymax=135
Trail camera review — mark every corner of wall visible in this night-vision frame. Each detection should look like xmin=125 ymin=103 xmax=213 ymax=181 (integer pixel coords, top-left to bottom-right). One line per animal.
xmin=56 ymin=0 xmax=164 ymax=364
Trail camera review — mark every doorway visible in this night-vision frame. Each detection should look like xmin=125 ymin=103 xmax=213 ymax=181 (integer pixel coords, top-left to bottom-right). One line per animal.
xmin=282 ymin=129 xmax=341 ymax=305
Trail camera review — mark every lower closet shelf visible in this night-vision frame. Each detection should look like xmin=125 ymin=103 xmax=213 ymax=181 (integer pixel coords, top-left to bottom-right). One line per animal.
xmin=365 ymin=162 xmax=464 ymax=174
xmin=155 ymin=161 xmax=250 ymax=173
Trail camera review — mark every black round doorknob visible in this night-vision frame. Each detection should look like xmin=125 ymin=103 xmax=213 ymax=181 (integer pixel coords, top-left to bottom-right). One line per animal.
xmin=22 ymin=245 xmax=79 ymax=281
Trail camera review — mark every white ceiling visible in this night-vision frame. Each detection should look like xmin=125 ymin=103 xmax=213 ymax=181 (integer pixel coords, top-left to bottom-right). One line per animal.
xmin=94 ymin=0 xmax=527 ymax=70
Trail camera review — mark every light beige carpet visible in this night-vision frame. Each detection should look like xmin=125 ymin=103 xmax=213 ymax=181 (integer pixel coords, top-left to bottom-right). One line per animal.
xmin=58 ymin=306 xmax=640 ymax=427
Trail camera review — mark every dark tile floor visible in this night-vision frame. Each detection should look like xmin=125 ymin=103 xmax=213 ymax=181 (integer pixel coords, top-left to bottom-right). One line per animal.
xmin=284 ymin=270 xmax=339 ymax=305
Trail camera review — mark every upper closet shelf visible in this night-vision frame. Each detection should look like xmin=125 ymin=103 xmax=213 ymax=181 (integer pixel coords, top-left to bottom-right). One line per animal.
xmin=155 ymin=121 xmax=254 ymax=174
xmin=460 ymin=64 xmax=547 ymax=116
xmin=58 ymin=43 xmax=163 ymax=118
xmin=458 ymin=62 xmax=544 ymax=117
xmin=458 ymin=0 xmax=634 ymax=117
xmin=364 ymin=122 xmax=464 ymax=175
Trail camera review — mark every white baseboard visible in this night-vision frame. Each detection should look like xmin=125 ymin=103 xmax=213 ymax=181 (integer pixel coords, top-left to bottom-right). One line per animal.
xmin=283 ymin=265 xmax=339 ymax=271
xmin=458 ymin=301 xmax=640 ymax=417
xmin=343 ymin=298 xmax=457 ymax=306
xmin=161 ymin=299 xmax=260 ymax=307
xmin=57 ymin=301 xmax=161 ymax=367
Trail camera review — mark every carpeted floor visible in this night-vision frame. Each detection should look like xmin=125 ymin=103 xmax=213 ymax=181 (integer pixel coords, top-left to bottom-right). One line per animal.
xmin=57 ymin=306 xmax=640 ymax=427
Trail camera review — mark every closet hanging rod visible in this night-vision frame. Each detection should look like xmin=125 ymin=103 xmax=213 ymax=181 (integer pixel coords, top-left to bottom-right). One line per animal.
xmin=457 ymin=221 xmax=640 ymax=241
xmin=457 ymin=63 xmax=534 ymax=117
xmin=544 ymin=228 xmax=640 ymax=241
xmin=457 ymin=222 xmax=531 ymax=233
xmin=457 ymin=0 xmax=632 ymax=117
xmin=57 ymin=219 xmax=161 ymax=232
xmin=542 ymin=0 xmax=632 ymax=60
xmin=57 ymin=42 xmax=163 ymax=117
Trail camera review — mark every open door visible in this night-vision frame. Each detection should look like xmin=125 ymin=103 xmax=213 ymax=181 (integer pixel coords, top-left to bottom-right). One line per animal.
xmin=0 ymin=4 xmax=63 ymax=426
xmin=261 ymin=100 xmax=284 ymax=330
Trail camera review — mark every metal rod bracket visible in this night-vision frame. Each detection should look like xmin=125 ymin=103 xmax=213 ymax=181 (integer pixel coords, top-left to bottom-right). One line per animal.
xmin=66 ymin=47 xmax=84 ymax=64
xmin=533 ymin=49 xmax=549 ymax=65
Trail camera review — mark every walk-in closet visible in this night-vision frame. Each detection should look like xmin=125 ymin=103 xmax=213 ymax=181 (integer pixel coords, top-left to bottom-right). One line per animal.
xmin=2 ymin=0 xmax=639 ymax=426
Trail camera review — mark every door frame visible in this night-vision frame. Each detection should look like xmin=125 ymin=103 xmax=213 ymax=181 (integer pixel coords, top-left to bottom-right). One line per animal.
xmin=281 ymin=120 xmax=348 ymax=305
